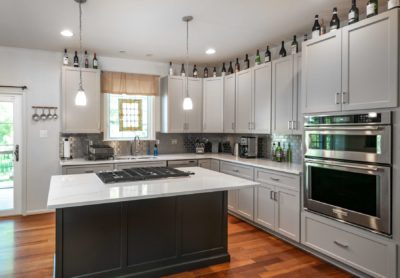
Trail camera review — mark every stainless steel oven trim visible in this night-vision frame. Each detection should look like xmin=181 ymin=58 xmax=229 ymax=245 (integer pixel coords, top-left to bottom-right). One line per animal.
xmin=304 ymin=111 xmax=391 ymax=127
xmin=304 ymin=158 xmax=391 ymax=235
xmin=304 ymin=125 xmax=391 ymax=164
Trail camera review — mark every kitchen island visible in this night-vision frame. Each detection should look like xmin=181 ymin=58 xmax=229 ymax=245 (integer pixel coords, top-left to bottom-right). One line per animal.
xmin=48 ymin=167 xmax=258 ymax=278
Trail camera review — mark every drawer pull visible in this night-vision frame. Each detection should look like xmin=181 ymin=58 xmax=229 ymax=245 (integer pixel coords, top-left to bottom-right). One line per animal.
xmin=232 ymin=169 xmax=239 ymax=173
xmin=334 ymin=240 xmax=349 ymax=249
xmin=84 ymin=170 xmax=94 ymax=173
xmin=270 ymin=177 xmax=280 ymax=182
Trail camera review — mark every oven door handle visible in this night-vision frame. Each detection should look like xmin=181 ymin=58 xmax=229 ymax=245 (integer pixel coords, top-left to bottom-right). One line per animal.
xmin=305 ymin=159 xmax=381 ymax=172
xmin=305 ymin=126 xmax=384 ymax=131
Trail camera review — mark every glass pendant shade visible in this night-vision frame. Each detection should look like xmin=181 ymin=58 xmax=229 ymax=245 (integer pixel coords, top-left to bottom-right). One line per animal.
xmin=75 ymin=86 xmax=87 ymax=106
xmin=183 ymin=96 xmax=193 ymax=110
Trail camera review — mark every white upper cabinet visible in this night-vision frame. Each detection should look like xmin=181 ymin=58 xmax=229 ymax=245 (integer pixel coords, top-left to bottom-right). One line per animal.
xmin=302 ymin=9 xmax=399 ymax=114
xmin=161 ymin=76 xmax=203 ymax=133
xmin=272 ymin=54 xmax=302 ymax=135
xmin=252 ymin=63 xmax=272 ymax=134
xmin=342 ymin=10 xmax=398 ymax=111
xmin=223 ymin=74 xmax=236 ymax=133
xmin=302 ymin=32 xmax=342 ymax=114
xmin=161 ymin=76 xmax=185 ymax=133
xmin=62 ymin=66 xmax=101 ymax=133
xmin=272 ymin=56 xmax=294 ymax=134
xmin=203 ymin=77 xmax=223 ymax=133
xmin=185 ymin=78 xmax=203 ymax=133
xmin=235 ymin=69 xmax=253 ymax=133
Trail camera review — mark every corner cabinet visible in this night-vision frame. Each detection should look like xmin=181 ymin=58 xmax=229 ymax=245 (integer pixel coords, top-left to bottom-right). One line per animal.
xmin=302 ymin=9 xmax=399 ymax=114
xmin=203 ymin=77 xmax=224 ymax=133
xmin=272 ymin=54 xmax=302 ymax=135
xmin=160 ymin=76 xmax=202 ymax=133
xmin=61 ymin=66 xmax=101 ymax=133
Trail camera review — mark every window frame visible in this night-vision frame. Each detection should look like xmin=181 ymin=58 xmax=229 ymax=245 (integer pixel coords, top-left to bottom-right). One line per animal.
xmin=103 ymin=93 xmax=155 ymax=141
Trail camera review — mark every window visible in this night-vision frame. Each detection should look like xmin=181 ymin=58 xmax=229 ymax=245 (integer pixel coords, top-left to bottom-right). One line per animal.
xmin=104 ymin=94 xmax=155 ymax=140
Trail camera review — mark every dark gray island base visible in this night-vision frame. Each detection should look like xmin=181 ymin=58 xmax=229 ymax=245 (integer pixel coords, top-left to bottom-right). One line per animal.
xmin=55 ymin=191 xmax=229 ymax=278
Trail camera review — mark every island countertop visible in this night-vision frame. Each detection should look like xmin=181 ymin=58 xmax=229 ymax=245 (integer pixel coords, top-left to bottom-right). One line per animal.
xmin=47 ymin=166 xmax=259 ymax=209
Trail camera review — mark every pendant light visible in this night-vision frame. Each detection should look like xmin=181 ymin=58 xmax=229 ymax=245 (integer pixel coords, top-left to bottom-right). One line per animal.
xmin=182 ymin=16 xmax=193 ymax=110
xmin=74 ymin=0 xmax=87 ymax=106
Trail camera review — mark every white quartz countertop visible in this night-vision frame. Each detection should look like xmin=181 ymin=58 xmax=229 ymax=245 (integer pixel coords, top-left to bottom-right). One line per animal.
xmin=47 ymin=167 xmax=259 ymax=209
xmin=60 ymin=153 xmax=303 ymax=175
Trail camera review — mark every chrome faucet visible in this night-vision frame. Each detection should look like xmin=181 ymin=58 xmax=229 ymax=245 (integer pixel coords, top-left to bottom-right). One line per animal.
xmin=130 ymin=136 xmax=141 ymax=156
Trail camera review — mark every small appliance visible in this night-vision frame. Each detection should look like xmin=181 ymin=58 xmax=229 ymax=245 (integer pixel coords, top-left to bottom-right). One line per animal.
xmin=239 ymin=136 xmax=257 ymax=158
xmin=88 ymin=144 xmax=114 ymax=161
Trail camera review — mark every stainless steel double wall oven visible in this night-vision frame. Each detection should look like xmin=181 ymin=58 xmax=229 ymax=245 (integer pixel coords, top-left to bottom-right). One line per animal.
xmin=303 ymin=112 xmax=392 ymax=235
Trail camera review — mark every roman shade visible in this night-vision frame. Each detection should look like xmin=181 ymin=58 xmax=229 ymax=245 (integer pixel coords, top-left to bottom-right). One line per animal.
xmin=101 ymin=71 xmax=159 ymax=96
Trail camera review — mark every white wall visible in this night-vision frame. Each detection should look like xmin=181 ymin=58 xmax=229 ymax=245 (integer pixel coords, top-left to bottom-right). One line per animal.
xmin=0 ymin=46 xmax=168 ymax=214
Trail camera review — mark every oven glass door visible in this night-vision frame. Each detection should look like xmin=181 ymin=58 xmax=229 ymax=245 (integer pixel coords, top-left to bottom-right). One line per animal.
xmin=304 ymin=126 xmax=391 ymax=164
xmin=304 ymin=159 xmax=391 ymax=235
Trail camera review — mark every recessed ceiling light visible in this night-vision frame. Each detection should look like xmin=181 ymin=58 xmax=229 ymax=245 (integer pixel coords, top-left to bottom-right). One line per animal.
xmin=60 ymin=29 xmax=74 ymax=37
xmin=206 ymin=48 xmax=216 ymax=55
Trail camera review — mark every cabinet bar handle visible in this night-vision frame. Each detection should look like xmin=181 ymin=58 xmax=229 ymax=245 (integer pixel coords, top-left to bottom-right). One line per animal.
xmin=270 ymin=191 xmax=274 ymax=200
xmin=232 ymin=122 xmax=235 ymax=130
xmin=232 ymin=169 xmax=239 ymax=173
xmin=292 ymin=121 xmax=297 ymax=130
xmin=288 ymin=121 xmax=291 ymax=130
xmin=334 ymin=240 xmax=349 ymax=248
xmin=84 ymin=170 xmax=94 ymax=173
xmin=273 ymin=191 xmax=278 ymax=201
xmin=335 ymin=92 xmax=340 ymax=104
xmin=342 ymin=92 xmax=347 ymax=104
xmin=270 ymin=177 xmax=280 ymax=182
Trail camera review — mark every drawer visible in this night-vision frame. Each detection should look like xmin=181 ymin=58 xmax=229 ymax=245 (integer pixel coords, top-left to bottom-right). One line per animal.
xmin=63 ymin=164 xmax=114 ymax=175
xmin=255 ymin=168 xmax=299 ymax=191
xmin=115 ymin=161 xmax=167 ymax=170
xmin=220 ymin=161 xmax=254 ymax=180
xmin=302 ymin=214 xmax=396 ymax=278
xmin=198 ymin=159 xmax=211 ymax=169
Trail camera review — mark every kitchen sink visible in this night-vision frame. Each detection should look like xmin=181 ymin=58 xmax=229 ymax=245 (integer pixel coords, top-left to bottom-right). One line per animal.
xmin=114 ymin=155 xmax=159 ymax=160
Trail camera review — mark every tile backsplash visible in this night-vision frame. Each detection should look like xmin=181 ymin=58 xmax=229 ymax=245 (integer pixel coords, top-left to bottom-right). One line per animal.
xmin=60 ymin=132 xmax=303 ymax=163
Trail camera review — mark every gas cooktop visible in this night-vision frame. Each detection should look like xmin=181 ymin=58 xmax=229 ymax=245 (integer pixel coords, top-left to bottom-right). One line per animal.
xmin=96 ymin=167 xmax=193 ymax=184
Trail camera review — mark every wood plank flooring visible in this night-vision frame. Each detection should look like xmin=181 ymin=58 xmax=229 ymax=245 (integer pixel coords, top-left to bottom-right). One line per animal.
xmin=0 ymin=213 xmax=351 ymax=278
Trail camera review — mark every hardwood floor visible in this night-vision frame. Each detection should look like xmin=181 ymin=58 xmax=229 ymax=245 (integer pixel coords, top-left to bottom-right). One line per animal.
xmin=0 ymin=213 xmax=351 ymax=278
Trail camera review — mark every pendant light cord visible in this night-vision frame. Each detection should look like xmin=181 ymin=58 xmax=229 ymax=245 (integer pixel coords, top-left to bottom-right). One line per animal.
xmin=79 ymin=1 xmax=83 ymax=89
xmin=185 ymin=20 xmax=189 ymax=97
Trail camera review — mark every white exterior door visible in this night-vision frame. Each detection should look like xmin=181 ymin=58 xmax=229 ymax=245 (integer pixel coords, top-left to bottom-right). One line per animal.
xmin=0 ymin=94 xmax=22 ymax=216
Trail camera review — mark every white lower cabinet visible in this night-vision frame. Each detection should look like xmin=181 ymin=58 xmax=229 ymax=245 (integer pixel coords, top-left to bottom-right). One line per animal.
xmin=220 ymin=161 xmax=254 ymax=221
xmin=302 ymin=212 xmax=396 ymax=278
xmin=210 ymin=159 xmax=220 ymax=172
xmin=62 ymin=164 xmax=114 ymax=175
xmin=114 ymin=161 xmax=166 ymax=170
xmin=254 ymin=168 xmax=300 ymax=242
xmin=198 ymin=159 xmax=211 ymax=169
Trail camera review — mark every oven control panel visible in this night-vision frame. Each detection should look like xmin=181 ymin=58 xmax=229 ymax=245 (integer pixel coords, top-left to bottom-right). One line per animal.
xmin=305 ymin=112 xmax=390 ymax=126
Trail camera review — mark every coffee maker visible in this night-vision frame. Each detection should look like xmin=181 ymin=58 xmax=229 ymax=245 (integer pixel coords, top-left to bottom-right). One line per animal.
xmin=239 ymin=136 xmax=257 ymax=158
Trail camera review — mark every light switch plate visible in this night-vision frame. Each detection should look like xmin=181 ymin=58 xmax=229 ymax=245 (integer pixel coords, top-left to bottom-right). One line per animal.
xmin=39 ymin=130 xmax=48 ymax=138
xmin=171 ymin=139 xmax=178 ymax=145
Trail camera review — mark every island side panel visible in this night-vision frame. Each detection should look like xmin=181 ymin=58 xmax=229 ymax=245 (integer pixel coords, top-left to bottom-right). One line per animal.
xmin=55 ymin=191 xmax=230 ymax=278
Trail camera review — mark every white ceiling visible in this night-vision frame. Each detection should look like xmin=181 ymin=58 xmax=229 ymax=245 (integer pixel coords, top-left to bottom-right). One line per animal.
xmin=0 ymin=0 xmax=374 ymax=64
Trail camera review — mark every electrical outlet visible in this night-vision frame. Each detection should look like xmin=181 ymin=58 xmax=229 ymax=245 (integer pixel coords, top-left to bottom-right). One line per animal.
xmin=171 ymin=139 xmax=178 ymax=145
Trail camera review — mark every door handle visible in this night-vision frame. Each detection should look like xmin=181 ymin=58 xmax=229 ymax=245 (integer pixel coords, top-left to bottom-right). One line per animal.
xmin=14 ymin=145 xmax=19 ymax=162
xmin=334 ymin=240 xmax=349 ymax=249
xmin=335 ymin=92 xmax=340 ymax=104
xmin=342 ymin=92 xmax=347 ymax=104
xmin=270 ymin=191 xmax=274 ymax=200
